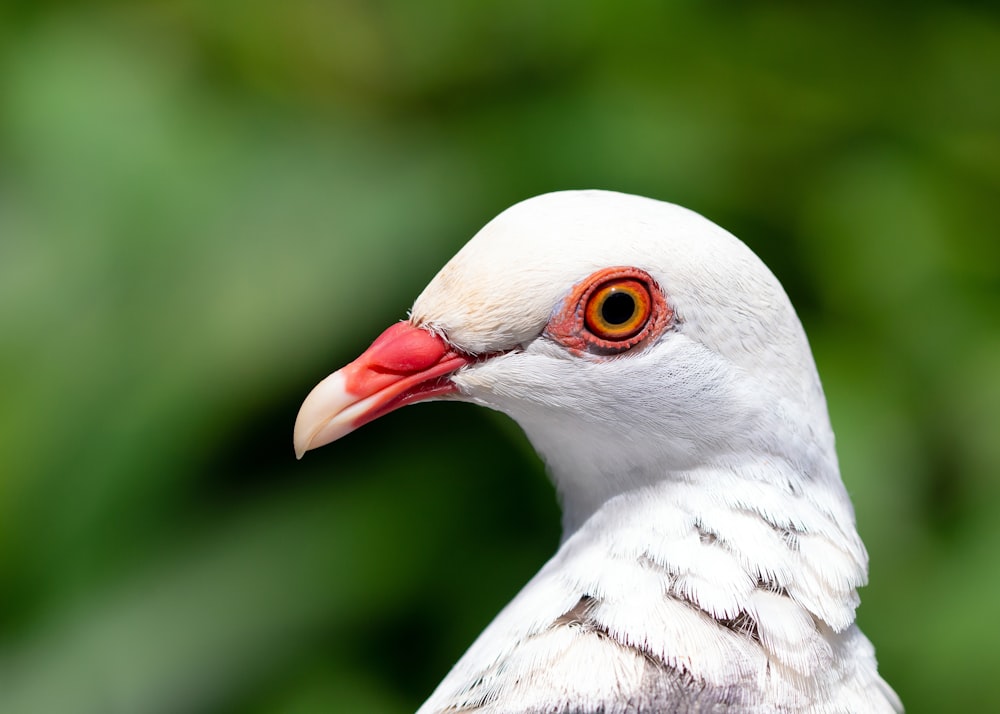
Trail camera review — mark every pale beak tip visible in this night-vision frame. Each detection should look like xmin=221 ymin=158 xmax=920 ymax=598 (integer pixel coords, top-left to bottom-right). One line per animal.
xmin=293 ymin=370 xmax=355 ymax=461
xmin=293 ymin=414 xmax=315 ymax=460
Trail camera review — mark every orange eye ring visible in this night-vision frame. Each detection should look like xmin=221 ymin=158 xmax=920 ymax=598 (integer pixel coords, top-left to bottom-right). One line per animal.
xmin=544 ymin=267 xmax=672 ymax=355
xmin=584 ymin=279 xmax=651 ymax=341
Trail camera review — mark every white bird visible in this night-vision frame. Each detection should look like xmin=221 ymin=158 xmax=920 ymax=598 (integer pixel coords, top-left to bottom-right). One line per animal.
xmin=293 ymin=190 xmax=902 ymax=713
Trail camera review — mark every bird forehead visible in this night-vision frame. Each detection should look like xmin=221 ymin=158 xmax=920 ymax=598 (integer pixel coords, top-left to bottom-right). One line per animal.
xmin=411 ymin=193 xmax=659 ymax=350
xmin=411 ymin=250 xmax=599 ymax=353
xmin=409 ymin=190 xmax=766 ymax=354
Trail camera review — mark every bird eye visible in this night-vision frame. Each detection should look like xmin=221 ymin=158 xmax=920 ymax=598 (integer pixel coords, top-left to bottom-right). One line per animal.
xmin=584 ymin=279 xmax=650 ymax=341
xmin=545 ymin=267 xmax=671 ymax=355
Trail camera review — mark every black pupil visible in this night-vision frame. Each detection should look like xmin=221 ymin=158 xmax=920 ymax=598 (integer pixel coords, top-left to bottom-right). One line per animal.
xmin=601 ymin=291 xmax=636 ymax=326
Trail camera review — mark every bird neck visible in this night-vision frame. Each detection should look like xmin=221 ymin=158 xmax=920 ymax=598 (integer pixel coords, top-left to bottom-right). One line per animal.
xmin=548 ymin=454 xmax=868 ymax=634
xmin=528 ymin=405 xmax=844 ymax=541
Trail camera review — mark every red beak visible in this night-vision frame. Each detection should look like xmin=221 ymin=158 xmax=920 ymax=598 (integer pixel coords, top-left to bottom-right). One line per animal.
xmin=293 ymin=322 xmax=473 ymax=458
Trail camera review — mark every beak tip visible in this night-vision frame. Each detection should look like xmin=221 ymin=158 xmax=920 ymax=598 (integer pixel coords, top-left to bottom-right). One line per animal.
xmin=293 ymin=421 xmax=311 ymax=460
xmin=293 ymin=370 xmax=353 ymax=463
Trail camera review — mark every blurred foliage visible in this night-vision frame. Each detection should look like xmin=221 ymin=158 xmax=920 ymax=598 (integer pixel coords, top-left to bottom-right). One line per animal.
xmin=1 ymin=1 xmax=998 ymax=712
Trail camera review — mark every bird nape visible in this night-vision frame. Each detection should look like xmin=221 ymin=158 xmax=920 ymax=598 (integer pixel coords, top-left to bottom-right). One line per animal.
xmin=294 ymin=190 xmax=902 ymax=714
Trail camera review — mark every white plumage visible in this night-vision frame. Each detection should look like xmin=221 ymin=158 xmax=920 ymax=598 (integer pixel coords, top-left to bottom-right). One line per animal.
xmin=294 ymin=190 xmax=902 ymax=713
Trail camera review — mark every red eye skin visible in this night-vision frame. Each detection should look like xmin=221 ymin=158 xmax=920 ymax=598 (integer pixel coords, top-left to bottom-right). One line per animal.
xmin=544 ymin=267 xmax=673 ymax=355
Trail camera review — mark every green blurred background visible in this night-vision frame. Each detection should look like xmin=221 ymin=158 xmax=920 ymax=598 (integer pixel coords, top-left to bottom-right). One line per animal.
xmin=2 ymin=2 xmax=999 ymax=712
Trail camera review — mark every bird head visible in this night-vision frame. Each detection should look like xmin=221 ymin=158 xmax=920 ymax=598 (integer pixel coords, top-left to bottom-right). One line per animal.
xmin=295 ymin=190 xmax=841 ymax=533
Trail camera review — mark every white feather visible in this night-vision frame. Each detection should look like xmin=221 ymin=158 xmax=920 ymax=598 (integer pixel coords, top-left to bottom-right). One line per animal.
xmin=407 ymin=191 xmax=901 ymax=713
